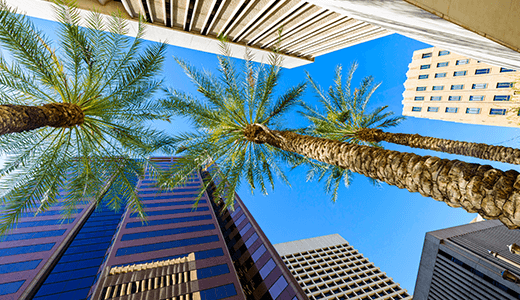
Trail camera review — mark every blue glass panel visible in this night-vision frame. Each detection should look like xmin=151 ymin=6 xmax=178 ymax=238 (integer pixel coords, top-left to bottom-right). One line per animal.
xmin=16 ymin=219 xmax=74 ymax=228
xmin=0 ymin=243 xmax=55 ymax=257
xmin=130 ymin=206 xmax=209 ymax=217
xmin=235 ymin=214 xmax=246 ymax=226
xmin=121 ymin=223 xmax=215 ymax=241
xmin=259 ymin=259 xmax=276 ymax=279
xmin=200 ymin=284 xmax=237 ymax=300
xmin=0 ymin=280 xmax=24 ymax=296
xmin=69 ymin=235 xmax=112 ymax=247
xmin=269 ymin=276 xmax=288 ymax=299
xmin=1 ymin=229 xmax=66 ymax=241
xmin=116 ymin=235 xmax=219 ymax=256
xmin=126 ymin=214 xmax=212 ymax=228
xmin=497 ymin=82 xmax=513 ymax=88
xmin=143 ymin=200 xmax=207 ymax=208
xmin=60 ymin=250 xmax=106 ymax=263
xmin=66 ymin=242 xmax=110 ymax=254
xmin=44 ymin=267 xmax=99 ymax=284
xmin=0 ymin=259 xmax=41 ymax=274
xmin=52 ymin=257 xmax=104 ymax=273
xmin=113 ymin=248 xmax=224 ymax=268
xmin=139 ymin=193 xmax=202 ymax=201
xmin=197 ymin=264 xmax=230 ymax=279
xmin=252 ymin=245 xmax=267 ymax=262
xmin=35 ymin=277 xmax=94 ymax=297
xmin=239 ymin=223 xmax=252 ymax=236
xmin=245 ymin=233 xmax=258 ymax=248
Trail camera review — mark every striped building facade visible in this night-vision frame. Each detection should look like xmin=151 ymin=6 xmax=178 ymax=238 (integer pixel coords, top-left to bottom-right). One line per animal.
xmin=0 ymin=157 xmax=307 ymax=300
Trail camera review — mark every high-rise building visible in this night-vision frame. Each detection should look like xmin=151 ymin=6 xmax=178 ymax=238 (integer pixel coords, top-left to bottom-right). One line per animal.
xmin=274 ymin=234 xmax=412 ymax=300
xmin=414 ymin=219 xmax=520 ymax=300
xmin=11 ymin=0 xmax=390 ymax=69
xmin=402 ymin=46 xmax=520 ymax=127
xmin=0 ymin=157 xmax=307 ymax=300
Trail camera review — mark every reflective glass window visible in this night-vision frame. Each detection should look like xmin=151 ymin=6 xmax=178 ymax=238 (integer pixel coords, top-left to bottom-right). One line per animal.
xmin=245 ymin=233 xmax=259 ymax=248
xmin=456 ymin=59 xmax=469 ymax=65
xmin=252 ymin=245 xmax=267 ymax=262
xmin=432 ymin=85 xmax=444 ymax=90
xmin=494 ymin=95 xmax=511 ymax=101
xmin=239 ymin=223 xmax=252 ymax=236
xmin=0 ymin=243 xmax=55 ymax=257
xmin=469 ymin=95 xmax=484 ymax=101
xmin=422 ymin=53 xmax=432 ymax=58
xmin=269 ymin=276 xmax=288 ymax=299
xmin=472 ymin=83 xmax=487 ymax=89
xmin=197 ymin=264 xmax=230 ymax=279
xmin=438 ymin=50 xmax=450 ymax=56
xmin=121 ymin=224 xmax=215 ymax=241
xmin=418 ymin=74 xmax=428 ymax=79
xmin=0 ymin=259 xmax=41 ymax=274
xmin=497 ymin=82 xmax=513 ymax=88
xmin=414 ymin=96 xmax=424 ymax=101
xmin=449 ymin=96 xmax=461 ymax=101
xmin=0 ymin=280 xmax=25 ymax=296
xmin=434 ymin=72 xmax=446 ymax=78
xmin=490 ymin=108 xmax=506 ymax=115
xmin=126 ymin=214 xmax=212 ymax=228
xmin=451 ymin=84 xmax=464 ymax=90
xmin=416 ymin=86 xmax=426 ymax=91
xmin=411 ymin=107 xmax=421 ymax=112
xmin=427 ymin=107 xmax=438 ymax=112
xmin=200 ymin=284 xmax=237 ymax=300
xmin=259 ymin=259 xmax=276 ymax=279
xmin=445 ymin=107 xmax=458 ymax=113
xmin=116 ymin=235 xmax=219 ymax=256
xmin=430 ymin=96 xmax=441 ymax=101
xmin=466 ymin=108 xmax=481 ymax=114
xmin=437 ymin=62 xmax=449 ymax=67
xmin=420 ymin=64 xmax=430 ymax=69
xmin=130 ymin=206 xmax=209 ymax=217
xmin=475 ymin=68 xmax=490 ymax=74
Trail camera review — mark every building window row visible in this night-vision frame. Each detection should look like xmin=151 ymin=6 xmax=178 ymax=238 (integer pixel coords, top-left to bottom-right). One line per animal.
xmin=421 ymin=50 xmax=450 ymax=59
xmin=126 ymin=214 xmax=212 ymax=229
xmin=115 ymin=234 xmax=219 ymax=256
xmin=120 ymin=223 xmax=215 ymax=241
xmin=413 ymin=95 xmax=510 ymax=102
xmin=413 ymin=107 xmax=508 ymax=115
xmin=415 ymin=82 xmax=512 ymax=90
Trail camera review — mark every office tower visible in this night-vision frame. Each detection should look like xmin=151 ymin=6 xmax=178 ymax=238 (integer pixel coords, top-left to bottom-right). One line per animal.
xmin=402 ymin=46 xmax=519 ymax=127
xmin=414 ymin=219 xmax=520 ymax=300
xmin=274 ymin=234 xmax=412 ymax=300
xmin=12 ymin=0 xmax=390 ymax=69
xmin=306 ymin=0 xmax=520 ymax=70
xmin=0 ymin=157 xmax=308 ymax=300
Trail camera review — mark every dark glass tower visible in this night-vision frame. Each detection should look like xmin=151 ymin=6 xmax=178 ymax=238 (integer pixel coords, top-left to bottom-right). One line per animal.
xmin=0 ymin=157 xmax=308 ymax=300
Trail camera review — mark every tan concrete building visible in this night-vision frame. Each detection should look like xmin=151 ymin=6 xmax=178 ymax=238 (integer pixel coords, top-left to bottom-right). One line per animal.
xmin=306 ymin=0 xmax=520 ymax=70
xmin=9 ymin=0 xmax=391 ymax=69
xmin=274 ymin=234 xmax=412 ymax=300
xmin=402 ymin=47 xmax=520 ymax=127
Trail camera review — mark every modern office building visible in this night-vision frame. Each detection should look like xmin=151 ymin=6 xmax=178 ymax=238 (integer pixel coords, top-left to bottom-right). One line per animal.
xmin=402 ymin=47 xmax=520 ymax=127
xmin=274 ymin=234 xmax=412 ymax=300
xmin=10 ymin=0 xmax=390 ymax=69
xmin=414 ymin=219 xmax=520 ymax=300
xmin=0 ymin=157 xmax=308 ymax=300
xmin=306 ymin=0 xmax=520 ymax=70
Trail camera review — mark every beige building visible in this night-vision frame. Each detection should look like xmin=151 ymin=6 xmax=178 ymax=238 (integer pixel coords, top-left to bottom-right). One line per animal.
xmin=9 ymin=0 xmax=390 ymax=68
xmin=402 ymin=47 xmax=519 ymax=127
xmin=274 ymin=234 xmax=412 ymax=300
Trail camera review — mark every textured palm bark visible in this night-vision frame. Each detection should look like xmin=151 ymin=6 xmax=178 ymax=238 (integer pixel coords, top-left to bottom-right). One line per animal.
xmin=245 ymin=123 xmax=520 ymax=229
xmin=0 ymin=103 xmax=84 ymax=134
xmin=357 ymin=128 xmax=520 ymax=165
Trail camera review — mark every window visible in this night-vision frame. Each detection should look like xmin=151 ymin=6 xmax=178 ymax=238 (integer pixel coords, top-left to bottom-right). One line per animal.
xmin=235 ymin=214 xmax=246 ymax=226
xmin=269 ymin=276 xmax=289 ymax=299
xmin=420 ymin=64 xmax=430 ymax=69
xmin=245 ymin=233 xmax=259 ymax=248
xmin=197 ymin=264 xmax=230 ymax=279
xmin=418 ymin=74 xmax=429 ymax=79
xmin=437 ymin=62 xmax=449 ymax=67
xmin=120 ymin=224 xmax=215 ymax=241
xmin=259 ymin=259 xmax=276 ymax=279
xmin=453 ymin=71 xmax=467 ymax=76
xmin=466 ymin=108 xmax=481 ymax=114
xmin=494 ymin=95 xmax=511 ymax=101
xmin=430 ymin=96 xmax=441 ymax=101
xmin=0 ymin=243 xmax=55 ymax=257
xmin=0 ymin=259 xmax=41 ymax=274
xmin=449 ymin=96 xmax=461 ymax=101
xmin=451 ymin=84 xmax=464 ymax=90
xmin=414 ymin=96 xmax=424 ymax=101
xmin=416 ymin=86 xmax=426 ymax=91
xmin=475 ymin=68 xmax=490 ymax=75
xmin=252 ymin=245 xmax=267 ymax=262
xmin=497 ymin=82 xmax=513 ymax=88
xmin=115 ymin=235 xmax=219 ymax=256
xmin=445 ymin=107 xmax=458 ymax=113
xmin=422 ymin=52 xmax=432 ymax=58
xmin=470 ymin=95 xmax=484 ymax=101
xmin=490 ymin=108 xmax=506 ymax=115
xmin=16 ymin=218 xmax=74 ymax=228
xmin=500 ymin=67 xmax=516 ymax=72
xmin=411 ymin=107 xmax=421 ymax=112
xmin=143 ymin=199 xmax=207 ymax=208
xmin=2 ymin=229 xmax=66 ymax=242
xmin=130 ymin=206 xmax=209 ymax=217
xmin=0 ymin=280 xmax=25 ymax=296
xmin=126 ymin=214 xmax=212 ymax=228
xmin=456 ymin=59 xmax=469 ymax=65
xmin=472 ymin=83 xmax=487 ymax=89
xmin=432 ymin=85 xmax=444 ymax=91
xmin=427 ymin=107 xmax=439 ymax=112
xmin=435 ymin=72 xmax=446 ymax=78
xmin=438 ymin=50 xmax=450 ymax=56
xmin=239 ymin=223 xmax=252 ymax=236
xmin=200 ymin=284 xmax=237 ymax=300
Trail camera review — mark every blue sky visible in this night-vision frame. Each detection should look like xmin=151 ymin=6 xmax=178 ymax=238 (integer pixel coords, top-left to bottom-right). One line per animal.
xmin=31 ymin=17 xmax=520 ymax=293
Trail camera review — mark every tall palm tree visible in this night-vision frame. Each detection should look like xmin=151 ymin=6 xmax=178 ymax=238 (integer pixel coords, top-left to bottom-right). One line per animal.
xmin=301 ymin=63 xmax=404 ymax=201
xmin=163 ymin=45 xmax=520 ymax=229
xmin=0 ymin=1 xmax=169 ymax=234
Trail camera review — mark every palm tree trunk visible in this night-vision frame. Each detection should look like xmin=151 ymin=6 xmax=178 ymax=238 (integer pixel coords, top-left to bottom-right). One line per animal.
xmin=357 ymin=128 xmax=520 ymax=165
xmin=245 ymin=123 xmax=520 ymax=229
xmin=0 ymin=103 xmax=84 ymax=135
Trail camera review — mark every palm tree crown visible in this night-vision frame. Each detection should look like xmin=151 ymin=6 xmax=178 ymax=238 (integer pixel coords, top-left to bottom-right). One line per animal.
xmin=0 ymin=1 xmax=169 ymax=234
xmin=300 ymin=63 xmax=404 ymax=201
xmin=161 ymin=44 xmax=306 ymax=209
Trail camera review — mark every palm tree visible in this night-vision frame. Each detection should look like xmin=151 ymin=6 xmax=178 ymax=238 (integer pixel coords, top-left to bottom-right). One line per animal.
xmin=163 ymin=45 xmax=520 ymax=229
xmin=301 ymin=63 xmax=404 ymax=201
xmin=0 ymin=1 xmax=169 ymax=234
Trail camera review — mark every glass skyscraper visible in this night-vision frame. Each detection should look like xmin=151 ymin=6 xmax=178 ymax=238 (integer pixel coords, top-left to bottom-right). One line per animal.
xmin=0 ymin=157 xmax=307 ymax=300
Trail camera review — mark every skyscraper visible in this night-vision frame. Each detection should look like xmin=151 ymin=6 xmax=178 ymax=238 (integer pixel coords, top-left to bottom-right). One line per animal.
xmin=274 ymin=234 xmax=412 ymax=300
xmin=0 ymin=157 xmax=307 ymax=300
xmin=402 ymin=46 xmax=519 ymax=127
xmin=414 ymin=219 xmax=520 ymax=300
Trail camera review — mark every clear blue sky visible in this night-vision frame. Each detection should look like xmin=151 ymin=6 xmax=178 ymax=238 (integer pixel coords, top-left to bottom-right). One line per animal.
xmin=32 ymin=17 xmax=520 ymax=294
